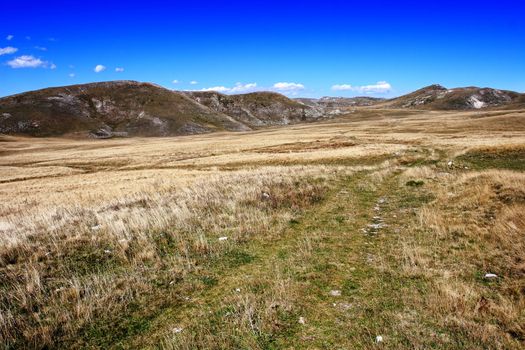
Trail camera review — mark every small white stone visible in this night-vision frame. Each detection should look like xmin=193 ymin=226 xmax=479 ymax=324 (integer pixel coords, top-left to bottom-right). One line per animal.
xmin=103 ymin=249 xmax=111 ymax=254
xmin=172 ymin=327 xmax=183 ymax=333
xmin=376 ymin=335 xmax=383 ymax=343
xmin=484 ymin=273 xmax=498 ymax=279
xmin=298 ymin=316 xmax=306 ymax=324
xmin=235 ymin=288 xmax=241 ymax=293
xmin=218 ymin=236 xmax=228 ymax=241
xmin=447 ymin=160 xmax=453 ymax=167
xmin=329 ymin=290 xmax=341 ymax=296
xmin=91 ymin=225 xmax=101 ymax=231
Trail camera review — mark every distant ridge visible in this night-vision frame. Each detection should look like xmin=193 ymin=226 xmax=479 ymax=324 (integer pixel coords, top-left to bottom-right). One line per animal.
xmin=295 ymin=96 xmax=385 ymax=109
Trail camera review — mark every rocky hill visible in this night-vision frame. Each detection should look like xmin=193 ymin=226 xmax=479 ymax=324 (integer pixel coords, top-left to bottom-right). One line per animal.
xmin=383 ymin=84 xmax=522 ymax=110
xmin=185 ymin=91 xmax=323 ymax=126
xmin=0 ymin=81 xmax=323 ymax=138
xmin=296 ymin=96 xmax=385 ymax=109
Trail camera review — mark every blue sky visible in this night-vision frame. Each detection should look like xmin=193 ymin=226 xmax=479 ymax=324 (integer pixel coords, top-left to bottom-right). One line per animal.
xmin=1 ymin=0 xmax=524 ymax=98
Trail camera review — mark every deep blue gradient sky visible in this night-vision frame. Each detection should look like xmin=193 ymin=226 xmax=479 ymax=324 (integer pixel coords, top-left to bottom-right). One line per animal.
xmin=1 ymin=0 xmax=524 ymax=97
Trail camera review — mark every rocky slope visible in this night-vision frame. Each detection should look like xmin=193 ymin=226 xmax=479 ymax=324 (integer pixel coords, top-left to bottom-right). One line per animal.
xmin=296 ymin=96 xmax=385 ymax=108
xmin=185 ymin=91 xmax=323 ymax=126
xmin=383 ymin=84 xmax=522 ymax=110
xmin=0 ymin=81 xmax=323 ymax=138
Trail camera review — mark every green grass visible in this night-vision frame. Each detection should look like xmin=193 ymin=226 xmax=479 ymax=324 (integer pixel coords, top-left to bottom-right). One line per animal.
xmin=457 ymin=147 xmax=525 ymax=171
xmin=125 ymin=170 xmax=433 ymax=349
xmin=9 ymin=148 xmax=522 ymax=349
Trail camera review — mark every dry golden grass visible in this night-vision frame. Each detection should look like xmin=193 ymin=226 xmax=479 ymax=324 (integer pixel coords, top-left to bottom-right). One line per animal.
xmin=397 ymin=168 xmax=525 ymax=348
xmin=0 ymin=108 xmax=524 ymax=349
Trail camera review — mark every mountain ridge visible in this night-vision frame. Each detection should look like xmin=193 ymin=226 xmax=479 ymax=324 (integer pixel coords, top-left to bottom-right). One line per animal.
xmin=0 ymin=81 xmax=324 ymax=138
xmin=1 ymin=81 xmax=523 ymax=138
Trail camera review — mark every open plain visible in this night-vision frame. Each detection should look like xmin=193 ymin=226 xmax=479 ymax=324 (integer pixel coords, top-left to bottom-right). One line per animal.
xmin=1 ymin=107 xmax=524 ymax=349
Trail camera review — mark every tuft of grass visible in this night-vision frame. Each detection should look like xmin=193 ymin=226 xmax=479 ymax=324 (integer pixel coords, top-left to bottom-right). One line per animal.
xmin=406 ymin=179 xmax=425 ymax=187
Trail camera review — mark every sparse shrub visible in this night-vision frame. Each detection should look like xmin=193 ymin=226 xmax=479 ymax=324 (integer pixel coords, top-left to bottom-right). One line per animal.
xmin=405 ymin=180 xmax=424 ymax=187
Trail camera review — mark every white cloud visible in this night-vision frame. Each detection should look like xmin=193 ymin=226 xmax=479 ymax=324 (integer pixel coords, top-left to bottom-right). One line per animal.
xmin=200 ymin=86 xmax=230 ymax=93
xmin=0 ymin=46 xmax=18 ymax=55
xmin=94 ymin=64 xmax=106 ymax=73
xmin=69 ymin=73 xmax=75 ymax=78
xmin=34 ymin=46 xmax=47 ymax=51
xmin=6 ymin=35 xmax=14 ymax=41
xmin=331 ymin=84 xmax=353 ymax=91
xmin=115 ymin=67 xmax=124 ymax=72
xmin=331 ymin=81 xmax=391 ymax=94
xmin=358 ymin=81 xmax=391 ymax=93
xmin=200 ymin=82 xmax=258 ymax=94
xmin=190 ymin=80 xmax=198 ymax=85
xmin=272 ymin=82 xmax=305 ymax=91
xmin=231 ymin=82 xmax=257 ymax=93
xmin=172 ymin=79 xmax=179 ymax=84
xmin=7 ymin=55 xmax=54 ymax=69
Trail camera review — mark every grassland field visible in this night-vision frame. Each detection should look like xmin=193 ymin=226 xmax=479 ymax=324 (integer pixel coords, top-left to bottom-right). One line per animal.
xmin=1 ymin=108 xmax=524 ymax=349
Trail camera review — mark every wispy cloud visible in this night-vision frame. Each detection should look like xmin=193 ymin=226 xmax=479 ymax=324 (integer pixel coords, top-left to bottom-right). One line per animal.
xmin=331 ymin=81 xmax=391 ymax=94
xmin=331 ymin=84 xmax=353 ymax=91
xmin=94 ymin=64 xmax=106 ymax=73
xmin=190 ymin=80 xmax=198 ymax=85
xmin=0 ymin=46 xmax=18 ymax=56
xmin=7 ymin=55 xmax=54 ymax=69
xmin=272 ymin=82 xmax=305 ymax=92
xmin=6 ymin=35 xmax=14 ymax=41
xmin=34 ymin=46 xmax=47 ymax=51
xmin=172 ymin=79 xmax=179 ymax=84
xmin=200 ymin=82 xmax=258 ymax=94
xmin=69 ymin=73 xmax=75 ymax=78
xmin=115 ymin=67 xmax=124 ymax=72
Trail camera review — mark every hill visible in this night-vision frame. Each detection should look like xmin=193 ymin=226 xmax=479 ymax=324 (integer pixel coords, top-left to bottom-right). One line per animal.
xmin=0 ymin=81 xmax=322 ymax=138
xmin=383 ymin=84 xmax=522 ymax=110
xmin=185 ymin=91 xmax=323 ymax=126
xmin=296 ymin=96 xmax=385 ymax=108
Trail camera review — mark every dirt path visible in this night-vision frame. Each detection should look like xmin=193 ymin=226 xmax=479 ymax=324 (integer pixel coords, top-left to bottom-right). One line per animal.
xmin=109 ymin=166 xmax=430 ymax=349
